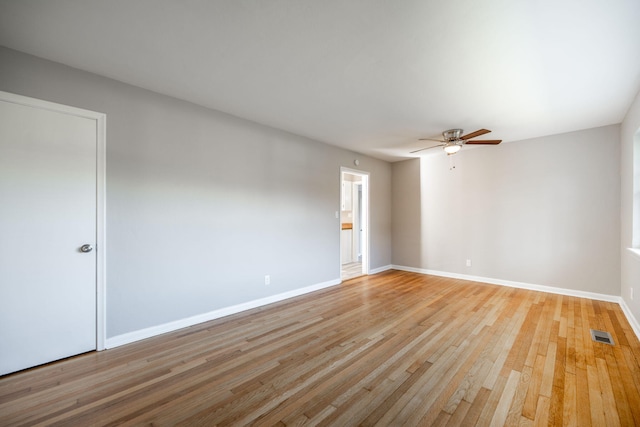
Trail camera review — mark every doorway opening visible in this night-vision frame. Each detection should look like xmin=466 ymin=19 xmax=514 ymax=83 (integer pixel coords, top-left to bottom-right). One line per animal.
xmin=340 ymin=168 xmax=369 ymax=280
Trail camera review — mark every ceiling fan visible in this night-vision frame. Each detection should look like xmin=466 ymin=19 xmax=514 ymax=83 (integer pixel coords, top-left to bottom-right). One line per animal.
xmin=411 ymin=129 xmax=501 ymax=155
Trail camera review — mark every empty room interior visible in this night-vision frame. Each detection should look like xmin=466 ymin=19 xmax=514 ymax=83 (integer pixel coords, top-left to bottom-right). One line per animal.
xmin=1 ymin=1 xmax=640 ymax=425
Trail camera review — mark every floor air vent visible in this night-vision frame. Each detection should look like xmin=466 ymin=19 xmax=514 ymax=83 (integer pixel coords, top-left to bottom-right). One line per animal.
xmin=590 ymin=329 xmax=614 ymax=345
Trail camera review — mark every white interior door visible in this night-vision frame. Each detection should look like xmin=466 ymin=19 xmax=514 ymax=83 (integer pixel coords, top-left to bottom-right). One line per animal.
xmin=0 ymin=95 xmax=102 ymax=376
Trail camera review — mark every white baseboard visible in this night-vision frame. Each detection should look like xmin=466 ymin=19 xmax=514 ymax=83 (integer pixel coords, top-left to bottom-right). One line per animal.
xmin=105 ymin=267 xmax=640 ymax=349
xmin=369 ymin=264 xmax=392 ymax=275
xmin=391 ymin=265 xmax=640 ymax=341
xmin=106 ymin=278 xmax=342 ymax=349
xmin=391 ymin=265 xmax=619 ymax=302
xmin=619 ymin=298 xmax=640 ymax=340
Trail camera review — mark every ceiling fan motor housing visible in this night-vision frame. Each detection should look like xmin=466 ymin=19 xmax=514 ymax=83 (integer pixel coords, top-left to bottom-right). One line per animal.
xmin=412 ymin=128 xmax=499 ymax=154
xmin=443 ymin=129 xmax=464 ymax=141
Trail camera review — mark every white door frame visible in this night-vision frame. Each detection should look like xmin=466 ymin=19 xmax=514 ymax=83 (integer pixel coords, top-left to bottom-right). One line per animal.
xmin=0 ymin=91 xmax=107 ymax=351
xmin=352 ymin=181 xmax=361 ymax=262
xmin=340 ymin=167 xmax=370 ymax=277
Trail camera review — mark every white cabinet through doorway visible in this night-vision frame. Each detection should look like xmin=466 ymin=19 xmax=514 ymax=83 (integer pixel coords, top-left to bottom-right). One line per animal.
xmin=341 ymin=182 xmax=352 ymax=211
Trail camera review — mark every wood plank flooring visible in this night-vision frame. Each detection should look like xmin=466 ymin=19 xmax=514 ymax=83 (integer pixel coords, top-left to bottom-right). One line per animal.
xmin=1 ymin=270 xmax=640 ymax=426
xmin=341 ymin=262 xmax=363 ymax=280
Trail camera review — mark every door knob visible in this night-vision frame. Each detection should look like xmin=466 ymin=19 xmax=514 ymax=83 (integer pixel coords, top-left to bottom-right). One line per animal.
xmin=80 ymin=244 xmax=93 ymax=253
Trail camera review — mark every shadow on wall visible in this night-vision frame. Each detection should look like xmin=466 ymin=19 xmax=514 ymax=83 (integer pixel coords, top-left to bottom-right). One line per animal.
xmin=391 ymin=158 xmax=422 ymax=267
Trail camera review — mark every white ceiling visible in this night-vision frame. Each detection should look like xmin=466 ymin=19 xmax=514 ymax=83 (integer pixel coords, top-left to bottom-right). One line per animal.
xmin=1 ymin=0 xmax=639 ymax=161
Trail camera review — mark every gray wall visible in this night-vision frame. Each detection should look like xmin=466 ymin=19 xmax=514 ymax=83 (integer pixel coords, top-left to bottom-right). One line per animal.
xmin=391 ymin=158 xmax=421 ymax=267
xmin=0 ymin=47 xmax=392 ymax=338
xmin=621 ymin=88 xmax=640 ymax=324
xmin=392 ymin=126 xmax=621 ymax=295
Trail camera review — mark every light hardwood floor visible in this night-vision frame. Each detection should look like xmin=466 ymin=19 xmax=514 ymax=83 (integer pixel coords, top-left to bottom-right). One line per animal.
xmin=1 ymin=270 xmax=640 ymax=426
xmin=341 ymin=262 xmax=363 ymax=280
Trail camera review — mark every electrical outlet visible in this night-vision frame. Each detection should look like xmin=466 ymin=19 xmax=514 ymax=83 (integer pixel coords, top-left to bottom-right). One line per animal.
xmin=265 ymin=275 xmax=270 ymax=285
xmin=466 ymin=259 xmax=472 ymax=267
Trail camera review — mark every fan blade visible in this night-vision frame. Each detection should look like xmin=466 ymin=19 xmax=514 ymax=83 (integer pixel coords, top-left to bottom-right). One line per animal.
xmin=410 ymin=144 xmax=444 ymax=154
xmin=464 ymin=139 xmax=502 ymax=145
xmin=418 ymin=138 xmax=444 ymax=142
xmin=461 ymin=129 xmax=491 ymax=140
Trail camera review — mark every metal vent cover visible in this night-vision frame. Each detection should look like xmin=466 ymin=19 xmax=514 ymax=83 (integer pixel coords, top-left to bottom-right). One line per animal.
xmin=590 ymin=329 xmax=614 ymax=345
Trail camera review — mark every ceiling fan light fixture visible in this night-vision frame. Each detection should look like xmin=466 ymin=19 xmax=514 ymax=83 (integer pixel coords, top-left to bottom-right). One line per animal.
xmin=413 ymin=129 xmax=500 ymax=155
xmin=443 ymin=142 xmax=461 ymax=154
